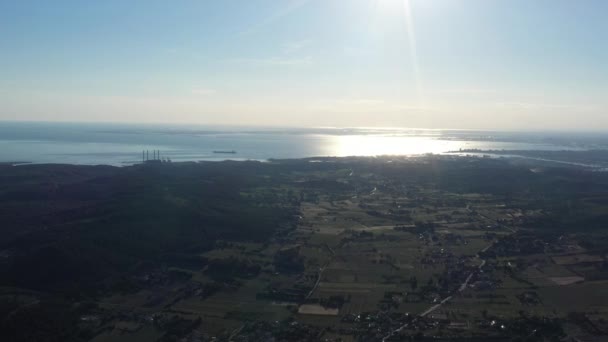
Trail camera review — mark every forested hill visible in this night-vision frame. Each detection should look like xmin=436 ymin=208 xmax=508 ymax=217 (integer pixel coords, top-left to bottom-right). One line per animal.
xmin=0 ymin=161 xmax=297 ymax=295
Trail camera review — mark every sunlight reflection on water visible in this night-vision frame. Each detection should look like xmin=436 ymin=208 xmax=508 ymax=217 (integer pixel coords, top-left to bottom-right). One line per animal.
xmin=0 ymin=122 xmax=593 ymax=165
xmin=329 ymin=135 xmax=463 ymax=156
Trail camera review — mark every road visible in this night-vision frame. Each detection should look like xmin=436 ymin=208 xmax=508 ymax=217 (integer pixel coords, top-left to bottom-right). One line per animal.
xmin=305 ymin=265 xmax=326 ymax=300
xmin=381 ymin=241 xmax=494 ymax=341
xmin=306 ymin=243 xmax=339 ymax=300
xmin=422 ymin=245 xmax=490 ymax=315
xmin=228 ymin=324 xmax=245 ymax=341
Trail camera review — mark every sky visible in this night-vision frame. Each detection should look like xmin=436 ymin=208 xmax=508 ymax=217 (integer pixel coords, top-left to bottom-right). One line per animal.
xmin=0 ymin=0 xmax=607 ymax=130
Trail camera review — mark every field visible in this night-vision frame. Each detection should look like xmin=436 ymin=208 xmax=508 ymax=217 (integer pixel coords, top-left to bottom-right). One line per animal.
xmin=2 ymin=156 xmax=608 ymax=341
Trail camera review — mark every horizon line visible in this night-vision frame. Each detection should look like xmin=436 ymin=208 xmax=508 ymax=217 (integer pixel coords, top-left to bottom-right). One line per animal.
xmin=0 ymin=119 xmax=607 ymax=134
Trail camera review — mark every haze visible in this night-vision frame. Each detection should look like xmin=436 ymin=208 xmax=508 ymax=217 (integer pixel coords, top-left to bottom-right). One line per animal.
xmin=1 ymin=0 xmax=607 ymax=130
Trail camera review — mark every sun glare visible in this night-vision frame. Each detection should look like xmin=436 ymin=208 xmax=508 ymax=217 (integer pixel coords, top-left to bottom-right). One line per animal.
xmin=376 ymin=0 xmax=402 ymax=11
xmin=330 ymin=135 xmax=462 ymax=157
xmin=372 ymin=0 xmax=424 ymax=107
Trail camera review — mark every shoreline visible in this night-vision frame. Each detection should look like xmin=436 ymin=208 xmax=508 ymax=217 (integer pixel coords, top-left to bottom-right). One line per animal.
xmin=3 ymin=149 xmax=608 ymax=170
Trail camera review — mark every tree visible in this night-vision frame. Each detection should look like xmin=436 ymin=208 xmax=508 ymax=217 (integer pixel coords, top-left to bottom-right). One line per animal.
xmin=410 ymin=276 xmax=418 ymax=291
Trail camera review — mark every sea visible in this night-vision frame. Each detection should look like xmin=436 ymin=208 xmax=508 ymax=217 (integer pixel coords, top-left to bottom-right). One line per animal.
xmin=0 ymin=121 xmax=606 ymax=166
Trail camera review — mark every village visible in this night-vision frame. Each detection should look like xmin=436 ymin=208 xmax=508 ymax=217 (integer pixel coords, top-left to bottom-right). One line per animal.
xmin=76 ymin=158 xmax=608 ymax=341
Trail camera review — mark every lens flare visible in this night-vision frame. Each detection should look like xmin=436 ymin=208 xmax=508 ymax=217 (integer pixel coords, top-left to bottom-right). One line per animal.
xmin=371 ymin=0 xmax=425 ymax=106
xmin=401 ymin=0 xmax=423 ymax=105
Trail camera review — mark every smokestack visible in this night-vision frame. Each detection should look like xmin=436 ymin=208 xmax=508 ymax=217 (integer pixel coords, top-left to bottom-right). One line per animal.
xmin=146 ymin=150 xmax=149 ymax=161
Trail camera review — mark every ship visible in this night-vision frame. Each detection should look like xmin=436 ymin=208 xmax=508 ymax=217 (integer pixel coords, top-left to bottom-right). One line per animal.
xmin=213 ymin=150 xmax=237 ymax=154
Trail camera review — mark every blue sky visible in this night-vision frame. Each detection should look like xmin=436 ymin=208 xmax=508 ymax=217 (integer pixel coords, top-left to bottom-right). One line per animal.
xmin=1 ymin=0 xmax=607 ymax=129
